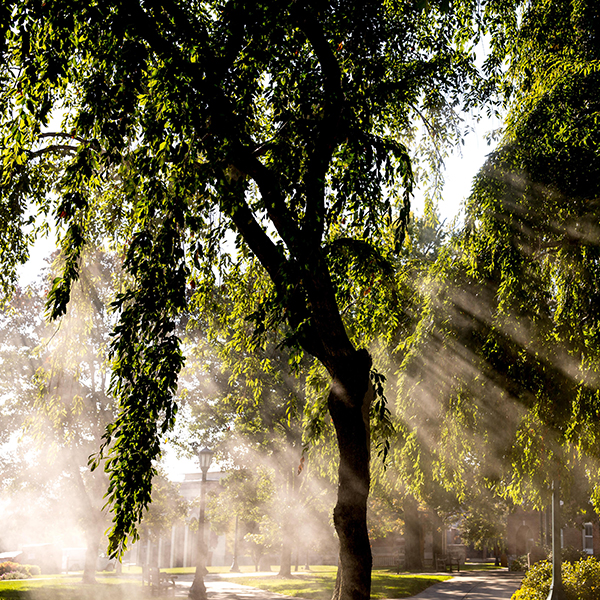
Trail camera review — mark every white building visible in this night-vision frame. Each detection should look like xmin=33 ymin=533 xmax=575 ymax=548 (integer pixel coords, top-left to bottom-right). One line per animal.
xmin=127 ymin=471 xmax=230 ymax=569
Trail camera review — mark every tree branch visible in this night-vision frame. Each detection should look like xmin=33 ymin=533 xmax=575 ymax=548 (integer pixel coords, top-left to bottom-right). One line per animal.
xmin=291 ymin=4 xmax=347 ymax=245
xmin=39 ymin=131 xmax=87 ymax=144
xmin=220 ymin=180 xmax=287 ymax=283
xmin=119 ymin=0 xmax=354 ymax=366
xmin=126 ymin=0 xmax=305 ymax=258
xmin=29 ymin=144 xmax=78 ymax=158
xmin=233 ymin=150 xmax=305 ymax=256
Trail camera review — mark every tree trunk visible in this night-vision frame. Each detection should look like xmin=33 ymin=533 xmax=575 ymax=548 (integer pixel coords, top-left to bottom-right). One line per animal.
xmin=253 ymin=549 xmax=261 ymax=572
xmin=328 ymin=349 xmax=373 ymax=600
xmin=279 ymin=530 xmax=293 ymax=576
xmin=82 ymin=524 xmax=102 ymax=584
xmin=403 ymin=496 xmax=423 ymax=571
xmin=279 ymin=466 xmax=295 ymax=577
xmin=68 ymin=461 xmax=106 ymax=585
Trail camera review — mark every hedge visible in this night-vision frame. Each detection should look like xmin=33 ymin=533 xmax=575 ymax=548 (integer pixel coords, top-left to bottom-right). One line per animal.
xmin=513 ymin=557 xmax=600 ymax=600
xmin=0 ymin=561 xmax=41 ymax=580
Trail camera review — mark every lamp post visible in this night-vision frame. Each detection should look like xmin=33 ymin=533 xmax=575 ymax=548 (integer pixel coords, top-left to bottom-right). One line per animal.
xmin=189 ymin=447 xmax=213 ymax=600
xmin=547 ymin=479 xmax=567 ymax=600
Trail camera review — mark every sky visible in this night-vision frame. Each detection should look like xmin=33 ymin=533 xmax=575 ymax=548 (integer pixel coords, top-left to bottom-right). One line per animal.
xmin=421 ymin=112 xmax=499 ymax=224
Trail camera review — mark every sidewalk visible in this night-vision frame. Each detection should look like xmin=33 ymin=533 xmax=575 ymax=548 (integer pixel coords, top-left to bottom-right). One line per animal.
xmin=175 ymin=577 xmax=301 ymax=600
xmin=407 ymin=571 xmax=523 ymax=599
xmin=173 ymin=570 xmax=523 ymax=600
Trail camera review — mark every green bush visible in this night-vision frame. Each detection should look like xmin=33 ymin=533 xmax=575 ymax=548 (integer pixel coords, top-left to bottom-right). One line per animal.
xmin=510 ymin=556 xmax=529 ymax=572
xmin=0 ymin=562 xmax=21 ymax=576
xmin=0 ymin=561 xmax=40 ymax=579
xmin=512 ymin=557 xmax=600 ymax=600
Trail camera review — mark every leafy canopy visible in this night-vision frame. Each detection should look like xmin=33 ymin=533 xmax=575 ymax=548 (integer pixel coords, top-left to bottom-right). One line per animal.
xmin=394 ymin=0 xmax=600 ymax=513
xmin=0 ymin=0 xmax=509 ymax=555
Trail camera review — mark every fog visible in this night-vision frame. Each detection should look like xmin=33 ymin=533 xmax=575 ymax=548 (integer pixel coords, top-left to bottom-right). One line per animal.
xmin=389 ymin=155 xmax=600 ymax=523
xmin=2 ymin=153 xmax=600 ymax=589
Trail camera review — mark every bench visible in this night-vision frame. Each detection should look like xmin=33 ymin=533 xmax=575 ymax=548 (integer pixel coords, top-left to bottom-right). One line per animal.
xmin=142 ymin=566 xmax=178 ymax=595
xmin=435 ymin=556 xmax=461 ymax=572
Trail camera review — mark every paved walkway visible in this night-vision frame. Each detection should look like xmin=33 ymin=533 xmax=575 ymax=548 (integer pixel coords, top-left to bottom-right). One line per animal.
xmin=174 ymin=577 xmax=300 ymax=600
xmin=172 ymin=570 xmax=523 ymax=600
xmin=408 ymin=571 xmax=523 ymax=599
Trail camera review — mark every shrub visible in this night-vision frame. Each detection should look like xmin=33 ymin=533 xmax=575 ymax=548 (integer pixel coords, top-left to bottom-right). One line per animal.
xmin=18 ymin=564 xmax=41 ymax=577
xmin=510 ymin=556 xmax=529 ymax=572
xmin=0 ymin=562 xmax=40 ymax=579
xmin=0 ymin=562 xmax=21 ymax=576
xmin=512 ymin=560 xmax=552 ymax=599
xmin=0 ymin=572 xmax=23 ymax=581
xmin=512 ymin=557 xmax=600 ymax=600
xmin=561 ymin=546 xmax=589 ymax=564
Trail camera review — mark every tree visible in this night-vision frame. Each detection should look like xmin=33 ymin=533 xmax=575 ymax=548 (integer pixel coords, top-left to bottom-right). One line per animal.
xmin=0 ymin=250 xmax=119 ymax=583
xmin=208 ymin=467 xmax=278 ymax=571
xmin=173 ymin=257 xmax=317 ymax=576
xmin=0 ymin=3 xmax=500 ymax=599
xmin=138 ymin=473 xmax=190 ymax=564
xmin=457 ymin=491 xmax=509 ymax=559
xmin=460 ymin=0 xmax=600 ymax=503
xmin=395 ymin=0 xmax=600 ymax=529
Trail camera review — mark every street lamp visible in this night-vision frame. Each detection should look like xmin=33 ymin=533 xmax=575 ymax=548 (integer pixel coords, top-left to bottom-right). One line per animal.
xmin=189 ymin=447 xmax=214 ymax=600
xmin=547 ymin=479 xmax=567 ymax=600
xmin=198 ymin=447 xmax=213 ymax=474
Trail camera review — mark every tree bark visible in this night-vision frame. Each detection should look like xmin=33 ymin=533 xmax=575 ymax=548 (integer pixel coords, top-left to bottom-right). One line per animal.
xmin=279 ymin=466 xmax=295 ymax=577
xmin=403 ymin=496 xmax=423 ymax=571
xmin=82 ymin=523 xmax=102 ymax=584
xmin=329 ymin=349 xmax=373 ymax=600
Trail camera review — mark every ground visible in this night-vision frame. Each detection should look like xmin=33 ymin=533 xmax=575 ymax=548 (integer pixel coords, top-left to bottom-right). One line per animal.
xmin=0 ymin=563 xmax=512 ymax=600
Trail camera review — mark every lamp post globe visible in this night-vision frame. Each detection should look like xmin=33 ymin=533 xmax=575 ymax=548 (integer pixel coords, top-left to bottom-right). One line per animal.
xmin=199 ymin=447 xmax=213 ymax=475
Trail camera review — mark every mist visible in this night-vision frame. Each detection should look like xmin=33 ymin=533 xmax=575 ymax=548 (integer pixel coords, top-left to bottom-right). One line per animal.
xmin=2 ymin=145 xmax=599 ymax=591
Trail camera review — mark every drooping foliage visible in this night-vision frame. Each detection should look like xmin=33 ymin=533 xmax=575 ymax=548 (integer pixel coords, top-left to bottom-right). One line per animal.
xmin=395 ymin=0 xmax=600 ymax=514
xmin=0 ymin=2 xmax=528 ymax=597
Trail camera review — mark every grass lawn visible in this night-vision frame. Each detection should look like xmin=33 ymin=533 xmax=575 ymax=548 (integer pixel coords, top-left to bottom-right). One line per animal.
xmin=219 ymin=566 xmax=452 ymax=599
xmin=0 ymin=566 xmax=242 ymax=599
xmin=0 ymin=574 xmax=147 ymax=600
xmin=1 ymin=563 xmax=495 ymax=599
xmin=460 ymin=562 xmax=503 ymax=572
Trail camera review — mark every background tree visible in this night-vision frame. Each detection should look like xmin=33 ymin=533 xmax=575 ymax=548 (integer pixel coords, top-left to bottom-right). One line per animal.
xmin=138 ymin=473 xmax=190 ymax=567
xmin=394 ymin=0 xmax=600 ymax=535
xmin=208 ymin=467 xmax=278 ymax=571
xmin=0 ymin=250 xmax=119 ymax=583
xmin=457 ymin=491 xmax=510 ymax=560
